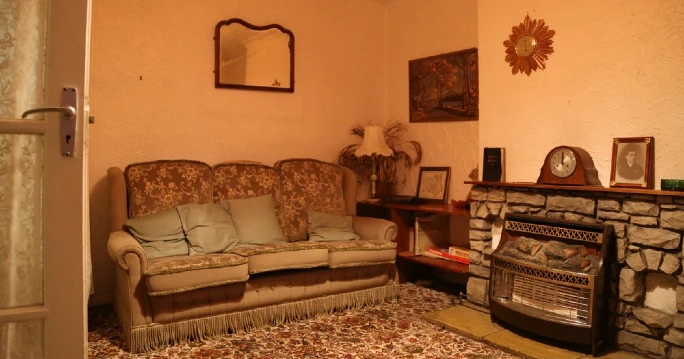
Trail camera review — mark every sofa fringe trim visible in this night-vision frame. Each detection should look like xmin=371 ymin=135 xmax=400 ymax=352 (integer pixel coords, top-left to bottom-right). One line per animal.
xmin=124 ymin=284 xmax=399 ymax=353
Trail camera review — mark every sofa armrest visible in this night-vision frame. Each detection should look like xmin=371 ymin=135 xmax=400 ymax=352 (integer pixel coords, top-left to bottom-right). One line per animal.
xmin=107 ymin=230 xmax=149 ymax=272
xmin=352 ymin=216 xmax=398 ymax=242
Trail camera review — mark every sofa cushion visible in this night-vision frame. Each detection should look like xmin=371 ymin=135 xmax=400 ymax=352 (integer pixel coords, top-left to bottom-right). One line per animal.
xmin=275 ymin=159 xmax=347 ymax=242
xmin=123 ymin=206 xmax=188 ymax=259
xmin=144 ymin=254 xmax=248 ymax=296
xmin=177 ymin=204 xmax=240 ymax=255
xmin=228 ymin=242 xmax=329 ymax=274
xmin=124 ymin=203 xmax=241 ymax=258
xmin=325 ymin=240 xmax=397 ymax=268
xmin=221 ymin=194 xmax=285 ymax=245
xmin=212 ymin=161 xmax=283 ymax=223
xmin=124 ymin=160 xmax=213 ymax=219
xmin=307 ymin=211 xmax=359 ymax=242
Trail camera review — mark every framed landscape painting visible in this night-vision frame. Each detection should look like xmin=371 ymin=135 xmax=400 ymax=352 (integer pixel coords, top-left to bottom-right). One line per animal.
xmin=409 ymin=48 xmax=479 ymax=123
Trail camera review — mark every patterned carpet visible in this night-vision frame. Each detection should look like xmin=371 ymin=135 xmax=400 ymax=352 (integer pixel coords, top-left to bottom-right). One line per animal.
xmin=88 ymin=283 xmax=520 ymax=358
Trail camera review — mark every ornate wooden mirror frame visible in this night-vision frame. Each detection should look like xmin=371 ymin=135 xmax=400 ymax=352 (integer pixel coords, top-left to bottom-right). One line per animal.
xmin=214 ymin=18 xmax=295 ymax=92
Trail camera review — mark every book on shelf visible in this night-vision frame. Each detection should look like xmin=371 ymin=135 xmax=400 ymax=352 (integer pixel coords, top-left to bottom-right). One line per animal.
xmin=482 ymin=147 xmax=505 ymax=182
xmin=422 ymin=246 xmax=470 ymax=265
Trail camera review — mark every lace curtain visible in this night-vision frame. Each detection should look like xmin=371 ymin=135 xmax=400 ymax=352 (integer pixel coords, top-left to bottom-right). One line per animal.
xmin=0 ymin=0 xmax=47 ymax=358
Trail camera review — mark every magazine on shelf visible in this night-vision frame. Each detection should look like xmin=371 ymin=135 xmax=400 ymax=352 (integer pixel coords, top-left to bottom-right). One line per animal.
xmin=423 ymin=246 xmax=470 ymax=264
xmin=448 ymin=246 xmax=470 ymax=258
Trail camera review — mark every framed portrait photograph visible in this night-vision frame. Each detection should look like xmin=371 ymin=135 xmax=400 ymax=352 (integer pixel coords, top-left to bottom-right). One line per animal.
xmin=610 ymin=137 xmax=654 ymax=189
xmin=416 ymin=167 xmax=451 ymax=203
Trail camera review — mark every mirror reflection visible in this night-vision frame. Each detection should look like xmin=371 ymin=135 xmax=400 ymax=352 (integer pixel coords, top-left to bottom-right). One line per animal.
xmin=215 ymin=19 xmax=294 ymax=92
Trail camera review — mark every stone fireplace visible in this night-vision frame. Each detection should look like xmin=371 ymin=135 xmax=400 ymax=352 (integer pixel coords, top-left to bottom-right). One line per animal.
xmin=466 ymin=184 xmax=684 ymax=358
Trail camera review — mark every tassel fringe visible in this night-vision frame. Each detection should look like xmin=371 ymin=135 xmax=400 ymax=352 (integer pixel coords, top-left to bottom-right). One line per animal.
xmin=123 ymin=284 xmax=400 ymax=353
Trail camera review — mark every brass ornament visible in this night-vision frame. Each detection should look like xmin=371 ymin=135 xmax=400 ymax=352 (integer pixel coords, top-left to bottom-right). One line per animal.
xmin=503 ymin=15 xmax=555 ymax=76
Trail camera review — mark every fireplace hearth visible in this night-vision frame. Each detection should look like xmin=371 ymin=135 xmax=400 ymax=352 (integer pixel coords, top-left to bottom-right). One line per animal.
xmin=489 ymin=213 xmax=615 ymax=355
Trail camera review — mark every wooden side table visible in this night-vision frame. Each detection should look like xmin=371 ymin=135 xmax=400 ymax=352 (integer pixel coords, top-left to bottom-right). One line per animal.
xmin=357 ymin=201 xmax=470 ymax=282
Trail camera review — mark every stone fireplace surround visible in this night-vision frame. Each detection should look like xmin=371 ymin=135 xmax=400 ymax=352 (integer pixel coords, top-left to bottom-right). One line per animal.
xmin=465 ymin=184 xmax=684 ymax=359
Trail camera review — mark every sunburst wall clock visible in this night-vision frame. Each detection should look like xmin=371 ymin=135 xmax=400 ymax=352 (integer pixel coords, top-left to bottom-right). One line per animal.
xmin=503 ymin=15 xmax=555 ymax=76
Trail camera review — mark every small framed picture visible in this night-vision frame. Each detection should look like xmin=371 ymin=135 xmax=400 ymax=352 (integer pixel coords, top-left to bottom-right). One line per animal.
xmin=416 ymin=167 xmax=451 ymax=203
xmin=610 ymin=137 xmax=654 ymax=189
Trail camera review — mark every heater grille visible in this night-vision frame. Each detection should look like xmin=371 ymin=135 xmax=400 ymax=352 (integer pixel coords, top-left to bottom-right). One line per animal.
xmin=505 ymin=220 xmax=603 ymax=244
xmin=492 ymin=266 xmax=593 ymax=325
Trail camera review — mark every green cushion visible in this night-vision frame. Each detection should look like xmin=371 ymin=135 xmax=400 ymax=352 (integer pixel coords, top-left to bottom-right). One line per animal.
xmin=220 ymin=194 xmax=285 ymax=245
xmin=124 ymin=204 xmax=241 ymax=258
xmin=176 ymin=204 xmax=240 ymax=255
xmin=307 ymin=211 xmax=359 ymax=242
xmin=123 ymin=207 xmax=188 ymax=259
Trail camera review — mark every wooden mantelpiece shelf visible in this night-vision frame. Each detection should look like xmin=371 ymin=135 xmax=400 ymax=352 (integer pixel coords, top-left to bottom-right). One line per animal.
xmin=465 ymin=181 xmax=684 ymax=197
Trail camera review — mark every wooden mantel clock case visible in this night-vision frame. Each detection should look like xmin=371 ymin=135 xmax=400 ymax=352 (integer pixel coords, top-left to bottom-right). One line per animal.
xmin=537 ymin=146 xmax=602 ymax=186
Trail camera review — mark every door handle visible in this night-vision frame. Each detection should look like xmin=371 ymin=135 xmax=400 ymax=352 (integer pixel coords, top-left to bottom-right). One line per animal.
xmin=20 ymin=87 xmax=77 ymax=157
xmin=21 ymin=106 xmax=75 ymax=119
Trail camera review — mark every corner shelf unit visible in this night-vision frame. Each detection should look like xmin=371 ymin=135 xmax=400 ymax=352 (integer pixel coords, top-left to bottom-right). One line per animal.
xmin=357 ymin=202 xmax=471 ymax=278
xmin=397 ymin=251 xmax=469 ymax=273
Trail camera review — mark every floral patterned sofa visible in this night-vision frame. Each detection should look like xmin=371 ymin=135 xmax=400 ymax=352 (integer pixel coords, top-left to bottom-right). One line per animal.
xmin=106 ymin=158 xmax=399 ymax=352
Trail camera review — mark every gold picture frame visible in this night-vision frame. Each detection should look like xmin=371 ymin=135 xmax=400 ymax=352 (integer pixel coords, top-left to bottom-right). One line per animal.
xmin=610 ymin=137 xmax=654 ymax=189
xmin=416 ymin=167 xmax=451 ymax=204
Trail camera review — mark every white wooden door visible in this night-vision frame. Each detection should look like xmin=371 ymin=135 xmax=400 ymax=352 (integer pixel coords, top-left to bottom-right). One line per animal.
xmin=0 ymin=0 xmax=90 ymax=358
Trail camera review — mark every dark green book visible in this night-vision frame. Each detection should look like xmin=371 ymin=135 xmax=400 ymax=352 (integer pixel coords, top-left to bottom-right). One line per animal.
xmin=483 ymin=147 xmax=505 ymax=182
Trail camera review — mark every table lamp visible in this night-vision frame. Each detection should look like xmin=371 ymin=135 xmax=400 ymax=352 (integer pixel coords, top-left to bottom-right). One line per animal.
xmin=355 ymin=125 xmax=393 ymax=202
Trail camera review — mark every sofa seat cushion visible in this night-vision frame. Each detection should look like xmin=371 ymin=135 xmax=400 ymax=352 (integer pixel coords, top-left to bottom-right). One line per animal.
xmin=325 ymin=240 xmax=397 ymax=268
xmin=228 ymin=242 xmax=329 ymax=274
xmin=144 ymin=254 xmax=248 ymax=296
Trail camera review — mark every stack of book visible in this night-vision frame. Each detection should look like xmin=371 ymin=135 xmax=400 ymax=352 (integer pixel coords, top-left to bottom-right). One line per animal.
xmin=422 ymin=246 xmax=470 ymax=264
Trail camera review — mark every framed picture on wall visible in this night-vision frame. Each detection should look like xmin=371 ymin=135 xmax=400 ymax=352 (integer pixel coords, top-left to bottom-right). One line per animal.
xmin=408 ymin=48 xmax=479 ymax=123
xmin=416 ymin=167 xmax=451 ymax=203
xmin=610 ymin=137 xmax=654 ymax=189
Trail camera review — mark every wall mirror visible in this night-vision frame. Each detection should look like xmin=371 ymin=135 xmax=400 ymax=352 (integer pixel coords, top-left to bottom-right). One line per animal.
xmin=214 ymin=18 xmax=294 ymax=92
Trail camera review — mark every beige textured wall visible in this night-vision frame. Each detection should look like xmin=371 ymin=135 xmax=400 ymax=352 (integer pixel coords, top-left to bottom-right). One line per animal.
xmin=478 ymin=0 xmax=684 ymax=186
xmin=88 ymin=0 xmax=385 ymax=304
xmin=386 ymin=0 xmax=479 ymax=202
